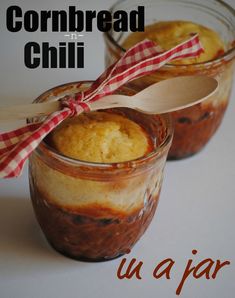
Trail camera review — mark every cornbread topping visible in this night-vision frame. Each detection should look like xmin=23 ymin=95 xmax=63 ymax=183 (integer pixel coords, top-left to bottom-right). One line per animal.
xmin=122 ymin=21 xmax=225 ymax=64
xmin=49 ymin=111 xmax=152 ymax=163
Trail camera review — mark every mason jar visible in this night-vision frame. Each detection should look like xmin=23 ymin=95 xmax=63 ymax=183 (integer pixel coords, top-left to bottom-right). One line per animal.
xmin=28 ymin=81 xmax=173 ymax=261
xmin=104 ymin=0 xmax=235 ymax=159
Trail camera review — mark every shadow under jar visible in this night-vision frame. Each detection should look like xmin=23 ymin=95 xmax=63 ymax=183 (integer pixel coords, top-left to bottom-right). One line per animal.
xmin=104 ymin=0 xmax=235 ymax=159
xmin=28 ymin=81 xmax=173 ymax=262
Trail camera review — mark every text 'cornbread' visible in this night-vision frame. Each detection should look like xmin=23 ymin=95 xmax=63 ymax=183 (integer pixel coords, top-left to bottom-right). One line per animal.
xmin=49 ymin=111 xmax=152 ymax=163
xmin=122 ymin=21 xmax=225 ymax=64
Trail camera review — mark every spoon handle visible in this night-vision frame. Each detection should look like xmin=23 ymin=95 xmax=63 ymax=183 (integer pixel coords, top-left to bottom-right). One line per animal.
xmin=0 ymin=96 xmax=131 ymax=121
xmin=0 ymin=101 xmax=60 ymax=121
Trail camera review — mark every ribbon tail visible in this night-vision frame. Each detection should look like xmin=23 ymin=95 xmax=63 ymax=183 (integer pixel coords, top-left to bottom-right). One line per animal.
xmin=0 ymin=109 xmax=71 ymax=178
xmin=105 ymin=35 xmax=204 ymax=88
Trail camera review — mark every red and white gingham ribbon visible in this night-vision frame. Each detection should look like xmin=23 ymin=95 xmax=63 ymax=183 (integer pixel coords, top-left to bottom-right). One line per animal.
xmin=0 ymin=34 xmax=203 ymax=178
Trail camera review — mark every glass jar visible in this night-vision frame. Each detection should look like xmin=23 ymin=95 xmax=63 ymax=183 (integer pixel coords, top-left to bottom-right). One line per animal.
xmin=28 ymin=81 xmax=173 ymax=261
xmin=104 ymin=0 xmax=235 ymax=159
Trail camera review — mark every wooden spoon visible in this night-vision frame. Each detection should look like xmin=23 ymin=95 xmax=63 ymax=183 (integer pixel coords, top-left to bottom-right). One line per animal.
xmin=0 ymin=76 xmax=218 ymax=121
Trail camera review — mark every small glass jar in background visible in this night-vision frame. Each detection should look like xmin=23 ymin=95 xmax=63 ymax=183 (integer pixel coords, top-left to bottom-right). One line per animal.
xmin=104 ymin=0 xmax=235 ymax=159
xmin=28 ymin=81 xmax=173 ymax=261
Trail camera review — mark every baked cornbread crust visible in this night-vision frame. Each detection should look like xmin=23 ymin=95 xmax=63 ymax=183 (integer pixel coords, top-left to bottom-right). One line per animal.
xmin=122 ymin=21 xmax=225 ymax=64
xmin=49 ymin=111 xmax=151 ymax=163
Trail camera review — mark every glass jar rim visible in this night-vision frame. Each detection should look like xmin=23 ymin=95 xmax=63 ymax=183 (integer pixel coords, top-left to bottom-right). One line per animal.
xmin=105 ymin=0 xmax=235 ymax=68
xmin=30 ymin=80 xmax=174 ymax=170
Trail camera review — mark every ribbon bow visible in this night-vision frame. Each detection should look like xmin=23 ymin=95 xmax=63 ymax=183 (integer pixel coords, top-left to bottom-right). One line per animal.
xmin=0 ymin=35 xmax=203 ymax=178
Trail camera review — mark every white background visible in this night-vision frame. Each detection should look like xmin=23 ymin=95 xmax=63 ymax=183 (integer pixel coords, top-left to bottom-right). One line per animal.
xmin=0 ymin=1 xmax=235 ymax=298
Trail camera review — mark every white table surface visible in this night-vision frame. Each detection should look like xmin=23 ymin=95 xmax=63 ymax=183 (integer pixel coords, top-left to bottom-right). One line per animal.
xmin=0 ymin=1 xmax=235 ymax=297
